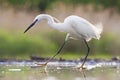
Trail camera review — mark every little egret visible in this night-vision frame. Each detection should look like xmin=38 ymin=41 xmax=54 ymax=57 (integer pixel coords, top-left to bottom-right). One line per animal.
xmin=24 ymin=14 xmax=103 ymax=69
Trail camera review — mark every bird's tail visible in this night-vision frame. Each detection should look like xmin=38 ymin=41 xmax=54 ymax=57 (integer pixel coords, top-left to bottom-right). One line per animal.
xmin=95 ymin=22 xmax=103 ymax=35
xmin=93 ymin=22 xmax=103 ymax=40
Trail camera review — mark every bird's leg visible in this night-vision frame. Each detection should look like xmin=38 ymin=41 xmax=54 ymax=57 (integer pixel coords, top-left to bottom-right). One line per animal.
xmin=37 ymin=41 xmax=66 ymax=67
xmin=37 ymin=34 xmax=69 ymax=67
xmin=79 ymin=39 xmax=90 ymax=70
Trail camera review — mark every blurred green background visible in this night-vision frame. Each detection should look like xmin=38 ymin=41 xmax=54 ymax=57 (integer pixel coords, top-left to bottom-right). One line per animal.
xmin=0 ymin=0 xmax=120 ymax=60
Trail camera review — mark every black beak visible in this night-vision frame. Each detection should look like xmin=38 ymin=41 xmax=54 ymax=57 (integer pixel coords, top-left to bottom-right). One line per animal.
xmin=24 ymin=19 xmax=38 ymax=33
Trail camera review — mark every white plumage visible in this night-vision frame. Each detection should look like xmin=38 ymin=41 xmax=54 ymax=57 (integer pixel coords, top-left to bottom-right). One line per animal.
xmin=24 ymin=14 xmax=103 ymax=69
xmin=30 ymin=14 xmax=103 ymax=41
xmin=61 ymin=15 xmax=103 ymax=41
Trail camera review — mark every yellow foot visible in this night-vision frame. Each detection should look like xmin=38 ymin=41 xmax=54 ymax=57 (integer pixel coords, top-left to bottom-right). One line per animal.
xmin=35 ymin=62 xmax=48 ymax=67
xmin=77 ymin=66 xmax=86 ymax=78
xmin=79 ymin=66 xmax=86 ymax=70
xmin=75 ymin=65 xmax=86 ymax=71
xmin=34 ymin=62 xmax=48 ymax=74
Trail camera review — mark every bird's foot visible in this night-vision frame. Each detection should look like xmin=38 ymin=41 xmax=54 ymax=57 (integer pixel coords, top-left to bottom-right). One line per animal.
xmin=35 ymin=62 xmax=48 ymax=67
xmin=76 ymin=65 xmax=86 ymax=71
xmin=79 ymin=66 xmax=87 ymax=78
xmin=79 ymin=66 xmax=86 ymax=71
xmin=35 ymin=62 xmax=48 ymax=73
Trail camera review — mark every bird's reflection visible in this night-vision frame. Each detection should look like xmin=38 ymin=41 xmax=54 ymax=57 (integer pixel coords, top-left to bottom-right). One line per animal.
xmin=38 ymin=65 xmax=49 ymax=76
xmin=37 ymin=64 xmax=88 ymax=80
xmin=80 ymin=69 xmax=87 ymax=80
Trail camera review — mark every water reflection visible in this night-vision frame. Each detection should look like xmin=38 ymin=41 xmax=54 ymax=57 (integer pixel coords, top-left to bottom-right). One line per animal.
xmin=0 ymin=61 xmax=120 ymax=80
xmin=0 ymin=67 xmax=120 ymax=80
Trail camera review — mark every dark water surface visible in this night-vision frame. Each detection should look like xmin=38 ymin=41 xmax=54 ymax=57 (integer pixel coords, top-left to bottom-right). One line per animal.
xmin=0 ymin=61 xmax=120 ymax=80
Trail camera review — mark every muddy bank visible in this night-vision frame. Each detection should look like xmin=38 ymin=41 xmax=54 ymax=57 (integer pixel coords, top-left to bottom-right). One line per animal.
xmin=0 ymin=55 xmax=119 ymax=63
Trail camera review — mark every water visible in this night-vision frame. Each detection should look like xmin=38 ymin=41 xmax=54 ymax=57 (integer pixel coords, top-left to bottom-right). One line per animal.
xmin=0 ymin=61 xmax=120 ymax=80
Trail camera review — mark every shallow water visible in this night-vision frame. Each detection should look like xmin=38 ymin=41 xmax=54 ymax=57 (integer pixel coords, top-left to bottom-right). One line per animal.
xmin=0 ymin=61 xmax=120 ymax=80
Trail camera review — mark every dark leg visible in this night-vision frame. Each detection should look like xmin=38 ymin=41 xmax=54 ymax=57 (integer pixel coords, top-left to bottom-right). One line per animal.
xmin=43 ymin=40 xmax=67 ymax=65
xmin=80 ymin=39 xmax=90 ymax=69
xmin=37 ymin=34 xmax=69 ymax=66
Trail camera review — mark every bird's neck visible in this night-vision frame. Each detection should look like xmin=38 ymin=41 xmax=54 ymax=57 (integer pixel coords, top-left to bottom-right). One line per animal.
xmin=43 ymin=15 xmax=55 ymax=24
xmin=43 ymin=14 xmax=65 ymax=31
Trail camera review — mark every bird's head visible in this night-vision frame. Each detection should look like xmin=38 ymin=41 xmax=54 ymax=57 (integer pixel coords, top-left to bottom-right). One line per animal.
xmin=24 ymin=14 xmax=59 ymax=33
xmin=24 ymin=14 xmax=45 ymax=33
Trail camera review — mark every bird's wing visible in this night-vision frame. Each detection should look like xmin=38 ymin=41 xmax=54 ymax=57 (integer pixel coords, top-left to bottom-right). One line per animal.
xmin=71 ymin=20 xmax=97 ymax=41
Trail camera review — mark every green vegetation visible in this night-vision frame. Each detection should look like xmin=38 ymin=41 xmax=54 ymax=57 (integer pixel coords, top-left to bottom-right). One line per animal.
xmin=1 ymin=0 xmax=120 ymax=12
xmin=0 ymin=29 xmax=119 ymax=59
xmin=0 ymin=29 xmax=56 ymax=59
xmin=0 ymin=0 xmax=119 ymax=60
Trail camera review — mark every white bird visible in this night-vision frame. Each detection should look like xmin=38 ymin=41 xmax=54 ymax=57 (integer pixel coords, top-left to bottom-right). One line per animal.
xmin=24 ymin=14 xmax=103 ymax=69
